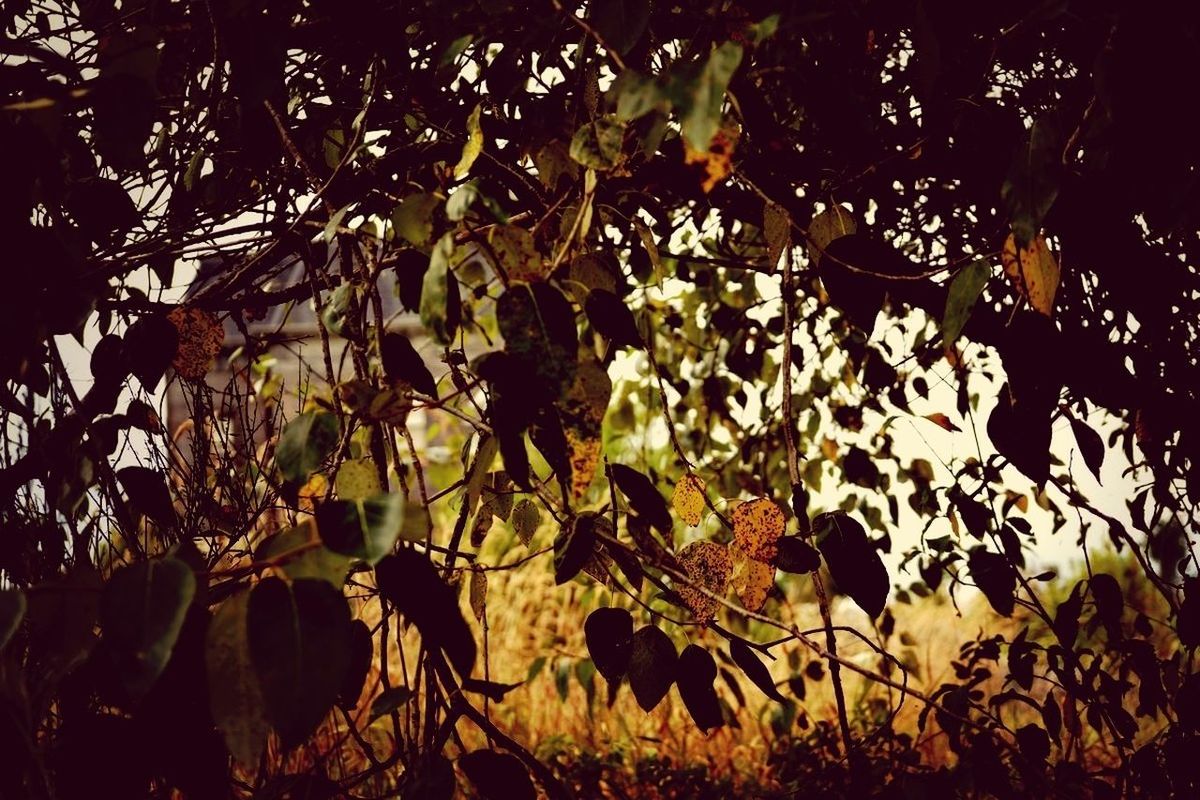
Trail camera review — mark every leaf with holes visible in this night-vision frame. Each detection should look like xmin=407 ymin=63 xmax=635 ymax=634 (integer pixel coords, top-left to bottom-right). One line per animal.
xmin=676 ymin=541 xmax=731 ymax=622
xmin=764 ymin=201 xmax=791 ymax=269
xmin=167 ymin=306 xmax=223 ymax=380
xmin=732 ymin=497 xmax=785 ymax=562
xmin=569 ymin=115 xmax=625 ymax=171
xmin=561 ymin=356 xmax=612 ymax=499
xmin=672 ymin=473 xmax=706 ymax=528
xmin=511 ymin=498 xmax=542 ymax=545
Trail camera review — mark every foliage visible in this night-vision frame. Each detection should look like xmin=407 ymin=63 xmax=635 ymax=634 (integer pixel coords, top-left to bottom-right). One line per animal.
xmin=1 ymin=1 xmax=1199 ymax=798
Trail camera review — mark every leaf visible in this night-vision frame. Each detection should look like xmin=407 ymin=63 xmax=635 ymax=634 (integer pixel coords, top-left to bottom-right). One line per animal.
xmin=247 ymin=577 xmax=352 ymax=747
xmin=923 ymin=412 xmax=962 ymax=433
xmin=206 ymin=590 xmax=269 ymax=767
xmin=584 ymin=606 xmax=633 ymax=683
xmin=677 ymin=645 xmax=724 ymax=731
xmin=614 ymin=70 xmax=664 ymax=121
xmin=117 ymin=465 xmax=175 ymax=526
xmin=167 ymin=306 xmax=223 ymax=380
xmin=569 ymin=114 xmax=626 ymax=171
xmin=764 ymin=202 xmax=791 ymax=270
xmin=682 ymin=126 xmax=738 ymax=193
xmin=369 ymin=686 xmax=413 ymax=722
xmin=0 ymin=589 xmax=25 ymax=652
xmin=496 ymin=282 xmax=579 ymax=397
xmin=671 ymin=473 xmax=706 ymax=527
xmin=731 ymin=497 xmax=785 ymax=562
xmin=561 ymin=356 xmax=612 ymax=499
xmin=382 ymin=332 xmax=437 ymax=398
xmin=676 ymin=541 xmax=732 ymax=622
xmin=584 ymin=289 xmax=641 ymax=348
xmin=730 ymin=542 xmax=774 ymax=613
xmin=392 ymin=192 xmax=439 ymax=248
xmin=627 ymin=625 xmax=677 ymax=711
xmin=588 ymin=0 xmax=650 ymax=56
xmin=488 ymin=225 xmax=546 ymax=283
xmin=338 ymin=619 xmax=373 ymax=709
xmin=773 ymin=536 xmax=821 ymax=574
xmin=90 ymin=333 xmax=128 ymax=386
xmin=459 ymin=751 xmax=536 ymax=800
xmin=1069 ymin=415 xmax=1105 ymax=483
xmin=1001 ymin=233 xmax=1059 ymax=317
xmin=375 ymin=549 xmax=476 ymax=676
xmin=729 ymin=639 xmax=786 ymax=703
xmin=315 ymin=492 xmax=405 ymax=564
xmin=335 ymin=458 xmax=383 ymax=502
xmin=679 ymin=42 xmax=744 ymax=151
xmin=814 ymin=511 xmax=889 ymax=619
xmin=968 ymin=549 xmax=1017 ymax=617
xmin=421 ymin=234 xmax=461 ymax=344
xmin=511 ymin=498 xmax=542 ymax=545
xmin=942 ymin=258 xmax=991 ymax=346
xmin=611 ymin=464 xmax=672 ymax=537
xmin=100 ymin=557 xmax=196 ymax=699
xmin=123 ymin=313 xmax=178 ymax=390
xmin=256 ymin=521 xmax=354 ymax=588
xmin=276 ymin=411 xmax=339 ymax=484
xmin=469 ymin=571 xmax=487 ymax=622
xmin=806 ymin=205 xmax=857 ymax=265
xmin=1001 ymin=115 xmax=1061 ymax=246
xmin=554 ymin=513 xmax=600 ymax=585
xmin=453 ymin=103 xmax=484 ymax=179
xmin=1090 ymin=572 xmax=1123 ymax=640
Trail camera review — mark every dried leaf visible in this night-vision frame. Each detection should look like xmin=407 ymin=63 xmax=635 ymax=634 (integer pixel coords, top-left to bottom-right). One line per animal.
xmin=730 ymin=541 xmax=774 ymax=613
xmin=676 ymin=541 xmax=731 ymax=622
xmin=488 ymin=225 xmax=545 ymax=283
xmin=1001 ymin=233 xmax=1059 ymax=317
xmin=469 ymin=571 xmax=487 ymax=622
xmin=731 ymin=497 xmax=785 ymax=562
xmin=167 ymin=307 xmax=223 ymax=380
xmin=764 ymin=202 xmax=791 ymax=270
xmin=671 ymin=473 xmax=706 ymax=527
xmin=683 ymin=127 xmax=737 ymax=193
xmin=453 ymin=103 xmax=483 ymax=179
xmin=806 ymin=205 xmax=856 ymax=265
xmin=923 ymin=412 xmax=962 ymax=433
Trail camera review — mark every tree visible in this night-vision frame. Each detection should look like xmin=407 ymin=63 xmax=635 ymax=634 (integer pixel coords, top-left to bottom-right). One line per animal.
xmin=1 ymin=1 xmax=1198 ymax=797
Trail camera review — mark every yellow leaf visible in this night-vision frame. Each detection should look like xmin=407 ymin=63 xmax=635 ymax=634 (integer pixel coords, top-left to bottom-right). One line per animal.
xmin=168 ymin=307 xmax=223 ymax=381
xmin=488 ymin=225 xmax=546 ymax=283
xmin=820 ymin=437 xmax=840 ymax=461
xmin=731 ymin=497 xmax=785 ymax=562
xmin=562 ymin=357 xmax=612 ymax=500
xmin=676 ymin=540 xmax=731 ymax=622
xmin=453 ymin=103 xmax=483 ymax=179
xmin=1001 ymin=233 xmax=1059 ymax=316
xmin=806 ymin=205 xmax=857 ymax=264
xmin=298 ymin=473 xmax=328 ymax=513
xmin=730 ymin=541 xmax=775 ymax=613
xmin=335 ymin=459 xmax=381 ymax=502
xmin=671 ymin=473 xmax=706 ymax=527
xmin=683 ymin=127 xmax=738 ymax=193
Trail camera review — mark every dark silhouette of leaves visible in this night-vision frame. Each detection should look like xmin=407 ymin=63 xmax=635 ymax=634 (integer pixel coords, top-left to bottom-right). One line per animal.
xmin=584 ymin=289 xmax=642 ymax=348
xmin=123 ymin=315 xmax=178 ymax=391
xmin=1069 ymin=415 xmax=1105 ymax=483
xmin=554 ymin=513 xmax=599 ymax=585
xmin=729 ymin=639 xmax=785 ymax=703
xmin=611 ymin=464 xmax=672 ymax=537
xmin=677 ymin=645 xmax=723 ymax=731
xmin=116 ymin=466 xmax=175 ymax=526
xmin=774 ymin=536 xmax=821 ymax=573
xmin=459 ymin=750 xmax=536 ymax=800
xmin=584 ymin=607 xmax=633 ymax=683
xmin=338 ymin=620 xmax=373 ymax=709
xmin=375 ymin=549 xmax=476 ymax=677
xmin=814 ymin=512 xmax=889 ymax=619
xmin=969 ymin=549 xmax=1017 ymax=617
xmin=382 ymin=332 xmax=437 ymax=398
xmin=628 ymin=625 xmax=676 ymax=711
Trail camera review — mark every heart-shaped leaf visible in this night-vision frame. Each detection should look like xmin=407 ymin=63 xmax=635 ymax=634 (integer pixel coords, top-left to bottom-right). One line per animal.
xmin=628 ymin=625 xmax=677 ymax=711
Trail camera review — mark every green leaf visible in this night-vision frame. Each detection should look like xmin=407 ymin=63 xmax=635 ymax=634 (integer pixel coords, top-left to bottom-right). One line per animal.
xmin=206 ymin=590 xmax=269 ymax=767
xmin=315 ymin=492 xmax=405 ymax=563
xmin=248 ymin=577 xmax=352 ymax=747
xmin=321 ymin=282 xmax=353 ymax=336
xmin=569 ymin=115 xmax=626 ymax=171
xmin=420 ymin=233 xmax=461 ymax=344
xmin=392 ymin=192 xmax=440 ymax=249
xmin=942 ymin=258 xmax=992 ymax=346
xmin=256 ymin=521 xmax=354 ymax=588
xmin=587 ymin=0 xmax=650 ymax=56
xmin=1001 ymin=115 xmax=1062 ymax=246
xmin=277 ymin=411 xmax=339 ymax=484
xmin=678 ymin=42 xmax=743 ymax=150
xmin=614 ymin=70 xmax=665 ymax=122
xmin=0 ymin=589 xmax=26 ymax=653
xmin=454 ymin=104 xmax=484 ymax=179
xmin=101 ymin=557 xmax=196 ymax=698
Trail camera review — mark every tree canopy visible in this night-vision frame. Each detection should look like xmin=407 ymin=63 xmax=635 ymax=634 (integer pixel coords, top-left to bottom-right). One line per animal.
xmin=1 ymin=1 xmax=1199 ymax=798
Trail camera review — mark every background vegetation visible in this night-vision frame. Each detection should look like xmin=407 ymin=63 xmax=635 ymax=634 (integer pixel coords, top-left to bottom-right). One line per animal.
xmin=1 ymin=1 xmax=1198 ymax=797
